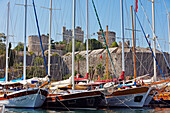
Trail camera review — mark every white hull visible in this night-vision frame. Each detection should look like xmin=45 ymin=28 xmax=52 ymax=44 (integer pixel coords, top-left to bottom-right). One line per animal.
xmin=0 ymin=88 xmax=47 ymax=108
xmin=100 ymin=87 xmax=151 ymax=108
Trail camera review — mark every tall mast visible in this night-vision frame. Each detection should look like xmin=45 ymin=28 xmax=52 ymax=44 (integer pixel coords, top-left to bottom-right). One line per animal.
xmin=152 ymin=0 xmax=156 ymax=82
xmin=106 ymin=25 xmax=109 ymax=80
xmin=120 ymin=0 xmax=125 ymax=85
xmin=23 ymin=0 xmax=27 ymax=81
xmin=72 ymin=0 xmax=76 ymax=90
xmin=121 ymin=0 xmax=125 ymax=72
xmin=86 ymin=0 xmax=89 ymax=77
xmin=131 ymin=6 xmax=137 ymax=84
xmin=48 ymin=0 xmax=52 ymax=76
xmin=5 ymin=2 xmax=10 ymax=82
xmin=168 ymin=12 xmax=170 ymax=57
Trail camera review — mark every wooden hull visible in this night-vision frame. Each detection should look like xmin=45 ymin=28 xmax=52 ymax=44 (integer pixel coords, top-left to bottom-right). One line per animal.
xmin=152 ymin=92 xmax=170 ymax=105
xmin=43 ymin=90 xmax=104 ymax=109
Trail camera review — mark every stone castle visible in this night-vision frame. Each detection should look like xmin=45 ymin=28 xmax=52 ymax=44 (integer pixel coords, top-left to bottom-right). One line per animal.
xmin=62 ymin=26 xmax=84 ymax=43
xmin=28 ymin=34 xmax=49 ymax=55
xmin=97 ymin=29 xmax=116 ymax=47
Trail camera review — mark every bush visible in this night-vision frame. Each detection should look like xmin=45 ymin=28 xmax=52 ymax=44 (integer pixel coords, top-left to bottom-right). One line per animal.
xmin=111 ymin=41 xmax=119 ymax=47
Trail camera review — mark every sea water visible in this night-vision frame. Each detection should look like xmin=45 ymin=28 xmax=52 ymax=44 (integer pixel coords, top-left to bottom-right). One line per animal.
xmin=5 ymin=107 xmax=170 ymax=113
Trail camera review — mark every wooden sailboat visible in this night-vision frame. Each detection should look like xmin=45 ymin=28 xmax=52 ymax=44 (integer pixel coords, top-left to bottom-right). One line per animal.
xmin=90 ymin=0 xmax=152 ymax=107
xmin=44 ymin=0 xmax=104 ymax=110
xmin=0 ymin=1 xmax=49 ymax=108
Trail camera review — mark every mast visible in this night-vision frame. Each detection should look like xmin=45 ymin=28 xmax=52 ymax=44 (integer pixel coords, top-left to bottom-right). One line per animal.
xmin=23 ymin=0 xmax=27 ymax=81
xmin=152 ymin=0 xmax=157 ymax=82
xmin=131 ymin=6 xmax=137 ymax=84
xmin=5 ymin=2 xmax=10 ymax=83
xmin=120 ymin=0 xmax=125 ymax=84
xmin=86 ymin=0 xmax=89 ymax=77
xmin=168 ymin=12 xmax=170 ymax=59
xmin=106 ymin=25 xmax=109 ymax=80
xmin=72 ymin=0 xmax=76 ymax=90
xmin=48 ymin=0 xmax=52 ymax=76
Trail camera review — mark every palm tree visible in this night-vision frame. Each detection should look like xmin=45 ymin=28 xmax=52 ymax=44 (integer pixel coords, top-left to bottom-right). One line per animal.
xmin=96 ymin=63 xmax=105 ymax=78
xmin=75 ymin=54 xmax=85 ymax=74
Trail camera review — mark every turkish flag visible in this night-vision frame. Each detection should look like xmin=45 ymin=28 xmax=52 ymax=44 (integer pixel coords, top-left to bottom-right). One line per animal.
xmin=135 ymin=0 xmax=138 ymax=12
xmin=100 ymin=54 xmax=102 ymax=59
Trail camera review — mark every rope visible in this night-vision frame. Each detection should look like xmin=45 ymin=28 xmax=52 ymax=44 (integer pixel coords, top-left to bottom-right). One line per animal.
xmin=134 ymin=7 xmax=165 ymax=80
xmin=114 ymin=96 xmax=133 ymax=111
xmin=55 ymin=96 xmax=70 ymax=111
xmin=32 ymin=0 xmax=49 ymax=76
xmin=91 ymin=0 xmax=117 ymax=78
xmin=139 ymin=0 xmax=170 ymax=69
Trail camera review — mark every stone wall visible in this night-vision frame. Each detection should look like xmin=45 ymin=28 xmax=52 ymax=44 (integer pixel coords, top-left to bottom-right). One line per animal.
xmin=62 ymin=47 xmax=170 ymax=79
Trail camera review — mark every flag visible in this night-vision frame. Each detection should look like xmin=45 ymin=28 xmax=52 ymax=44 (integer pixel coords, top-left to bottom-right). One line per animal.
xmin=100 ymin=54 xmax=102 ymax=59
xmin=135 ymin=0 xmax=138 ymax=12
xmin=118 ymin=71 xmax=125 ymax=81
xmin=149 ymin=41 xmax=151 ymax=46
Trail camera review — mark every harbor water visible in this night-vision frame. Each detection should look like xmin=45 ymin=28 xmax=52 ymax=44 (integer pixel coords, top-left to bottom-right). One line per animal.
xmin=5 ymin=107 xmax=170 ymax=113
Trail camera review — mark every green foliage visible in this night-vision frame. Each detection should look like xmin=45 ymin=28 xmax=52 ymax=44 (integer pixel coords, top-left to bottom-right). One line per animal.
xmin=65 ymin=41 xmax=85 ymax=52
xmin=96 ymin=63 xmax=105 ymax=77
xmin=26 ymin=57 xmax=46 ymax=79
xmin=0 ymin=33 xmax=6 ymax=55
xmin=75 ymin=54 xmax=85 ymax=73
xmin=85 ymin=39 xmax=103 ymax=50
xmin=34 ymin=57 xmax=44 ymax=66
xmin=63 ymin=74 xmax=71 ymax=80
xmin=55 ymin=40 xmax=67 ymax=45
xmin=101 ymin=73 xmax=112 ymax=80
xmin=14 ymin=42 xmax=28 ymax=51
xmin=75 ymin=54 xmax=85 ymax=62
xmin=0 ymin=33 xmax=6 ymax=42
xmin=0 ymin=43 xmax=6 ymax=55
xmin=111 ymin=41 xmax=119 ymax=47
xmin=52 ymin=53 xmax=59 ymax=56
xmin=29 ymin=51 xmax=34 ymax=55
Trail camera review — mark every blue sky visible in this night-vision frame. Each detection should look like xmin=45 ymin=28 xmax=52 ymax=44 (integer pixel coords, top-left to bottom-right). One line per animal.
xmin=0 ymin=0 xmax=170 ymax=52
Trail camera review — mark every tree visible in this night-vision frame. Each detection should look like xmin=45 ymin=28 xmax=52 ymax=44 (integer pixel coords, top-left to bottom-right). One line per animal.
xmin=65 ymin=41 xmax=85 ymax=52
xmin=96 ymin=63 xmax=105 ymax=77
xmin=89 ymin=66 xmax=95 ymax=80
xmin=0 ymin=33 xmax=6 ymax=42
xmin=75 ymin=54 xmax=85 ymax=74
xmin=27 ymin=57 xmax=46 ymax=79
xmin=0 ymin=43 xmax=5 ymax=55
xmin=14 ymin=42 xmax=28 ymax=51
xmin=0 ymin=33 xmax=6 ymax=55
xmin=111 ymin=41 xmax=119 ymax=48
xmin=85 ymin=39 xmax=103 ymax=50
xmin=8 ymin=42 xmax=15 ymax=68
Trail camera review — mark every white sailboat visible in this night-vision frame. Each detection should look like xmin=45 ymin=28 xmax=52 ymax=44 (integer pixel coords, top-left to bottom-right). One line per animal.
xmin=0 ymin=1 xmax=48 ymax=108
xmin=90 ymin=0 xmax=152 ymax=107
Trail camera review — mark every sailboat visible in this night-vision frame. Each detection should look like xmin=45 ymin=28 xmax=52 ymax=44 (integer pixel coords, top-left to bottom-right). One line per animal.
xmin=43 ymin=0 xmax=104 ymax=110
xmin=0 ymin=1 xmax=48 ymax=108
xmin=91 ymin=0 xmax=152 ymax=108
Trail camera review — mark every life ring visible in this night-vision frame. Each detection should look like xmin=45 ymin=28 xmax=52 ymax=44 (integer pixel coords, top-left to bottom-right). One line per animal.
xmin=137 ymin=80 xmax=141 ymax=85
xmin=107 ymin=88 xmax=114 ymax=94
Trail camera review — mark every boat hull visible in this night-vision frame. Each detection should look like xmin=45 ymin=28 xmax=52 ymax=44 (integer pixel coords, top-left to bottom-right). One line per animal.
xmin=100 ymin=87 xmax=151 ymax=108
xmin=43 ymin=90 xmax=104 ymax=109
xmin=0 ymin=88 xmax=48 ymax=108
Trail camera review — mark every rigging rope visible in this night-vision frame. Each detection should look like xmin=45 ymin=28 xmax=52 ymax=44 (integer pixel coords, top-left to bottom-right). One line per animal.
xmin=139 ymin=0 xmax=170 ymax=69
xmin=91 ymin=0 xmax=117 ymax=78
xmin=134 ymin=7 xmax=165 ymax=80
xmin=32 ymin=0 xmax=49 ymax=77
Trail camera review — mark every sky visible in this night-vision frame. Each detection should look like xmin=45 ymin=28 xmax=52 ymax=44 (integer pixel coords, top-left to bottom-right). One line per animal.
xmin=0 ymin=0 xmax=170 ymax=52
